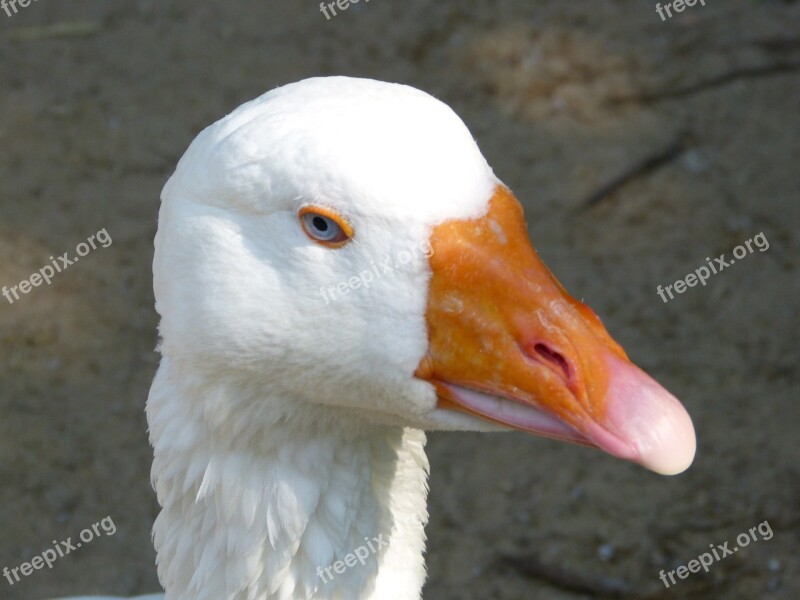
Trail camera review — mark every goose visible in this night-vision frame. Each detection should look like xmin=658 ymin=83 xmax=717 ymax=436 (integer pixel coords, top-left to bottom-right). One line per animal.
xmin=54 ymin=76 xmax=695 ymax=600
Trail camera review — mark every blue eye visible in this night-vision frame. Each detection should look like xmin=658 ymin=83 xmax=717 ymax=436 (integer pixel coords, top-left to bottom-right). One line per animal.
xmin=303 ymin=213 xmax=340 ymax=241
xmin=299 ymin=207 xmax=352 ymax=246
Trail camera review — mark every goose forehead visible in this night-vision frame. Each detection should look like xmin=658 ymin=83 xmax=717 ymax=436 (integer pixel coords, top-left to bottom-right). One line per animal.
xmin=167 ymin=77 xmax=497 ymax=225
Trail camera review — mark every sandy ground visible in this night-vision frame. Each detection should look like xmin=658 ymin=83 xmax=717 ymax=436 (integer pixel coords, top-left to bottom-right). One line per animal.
xmin=1 ymin=1 xmax=798 ymax=599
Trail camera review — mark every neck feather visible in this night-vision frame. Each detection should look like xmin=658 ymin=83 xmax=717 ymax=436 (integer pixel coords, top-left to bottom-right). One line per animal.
xmin=147 ymin=359 xmax=430 ymax=600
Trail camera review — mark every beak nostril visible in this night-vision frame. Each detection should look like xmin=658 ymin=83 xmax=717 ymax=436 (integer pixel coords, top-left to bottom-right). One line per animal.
xmin=532 ymin=343 xmax=571 ymax=383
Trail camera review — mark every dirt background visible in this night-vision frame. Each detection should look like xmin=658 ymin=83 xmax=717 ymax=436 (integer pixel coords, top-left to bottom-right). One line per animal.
xmin=1 ymin=1 xmax=798 ymax=599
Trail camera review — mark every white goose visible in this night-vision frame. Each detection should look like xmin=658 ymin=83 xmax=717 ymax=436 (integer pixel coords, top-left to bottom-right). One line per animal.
xmin=56 ymin=77 xmax=695 ymax=600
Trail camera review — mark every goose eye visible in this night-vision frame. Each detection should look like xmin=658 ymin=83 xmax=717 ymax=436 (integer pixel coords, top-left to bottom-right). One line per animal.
xmin=299 ymin=206 xmax=352 ymax=247
xmin=303 ymin=213 xmax=340 ymax=240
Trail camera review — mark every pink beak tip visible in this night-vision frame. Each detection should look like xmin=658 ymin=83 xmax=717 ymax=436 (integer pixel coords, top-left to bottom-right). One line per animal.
xmin=601 ymin=353 xmax=697 ymax=476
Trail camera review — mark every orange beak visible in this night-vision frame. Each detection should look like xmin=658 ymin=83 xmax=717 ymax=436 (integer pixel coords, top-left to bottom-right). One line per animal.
xmin=415 ymin=186 xmax=695 ymax=475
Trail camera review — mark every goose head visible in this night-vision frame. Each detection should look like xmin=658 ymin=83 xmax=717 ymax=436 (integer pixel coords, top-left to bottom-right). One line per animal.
xmin=154 ymin=76 xmax=695 ymax=476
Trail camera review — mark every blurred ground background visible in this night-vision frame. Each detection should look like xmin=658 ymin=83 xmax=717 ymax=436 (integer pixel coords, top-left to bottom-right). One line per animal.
xmin=0 ymin=1 xmax=798 ymax=599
